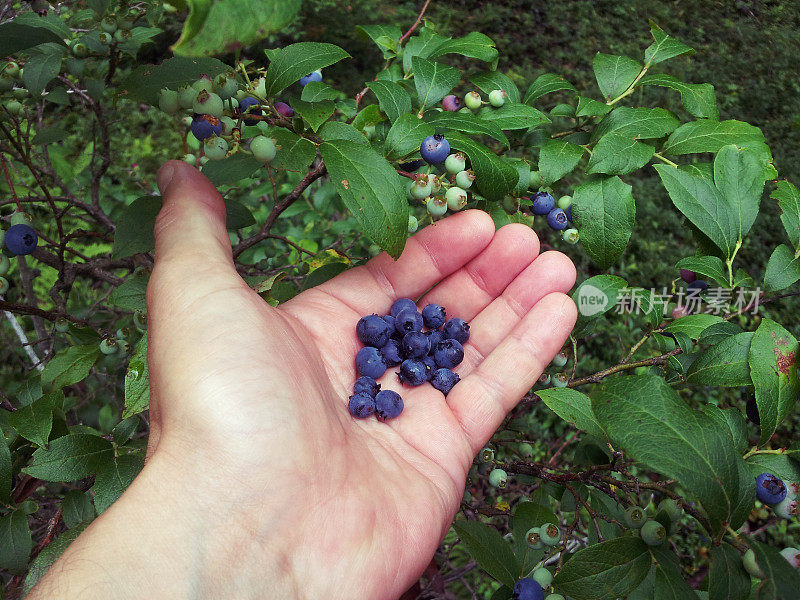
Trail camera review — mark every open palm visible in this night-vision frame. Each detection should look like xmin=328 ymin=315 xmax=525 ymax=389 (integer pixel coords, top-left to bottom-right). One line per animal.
xmin=144 ymin=160 xmax=577 ymax=599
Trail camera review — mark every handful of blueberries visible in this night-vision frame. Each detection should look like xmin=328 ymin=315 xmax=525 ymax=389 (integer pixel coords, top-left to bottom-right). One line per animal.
xmin=349 ymin=298 xmax=469 ymax=421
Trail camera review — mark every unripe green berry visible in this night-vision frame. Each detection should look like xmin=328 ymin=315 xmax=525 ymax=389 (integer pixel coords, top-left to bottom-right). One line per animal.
xmin=458 ymin=106 xmax=472 ymax=114
xmin=552 ymin=352 xmax=567 ymax=368
xmin=97 ymin=31 xmax=112 ymax=45
xmin=158 ymin=88 xmax=180 ymax=114
xmin=178 ymin=85 xmax=196 ymax=109
xmin=552 ymin=373 xmax=568 ymax=388
xmin=133 ymin=310 xmax=146 ymax=331
xmin=363 ymin=124 xmax=376 ymax=140
xmin=0 ymin=255 xmax=9 ymax=276
xmin=743 ymin=549 xmax=765 ymax=579
xmin=71 ymin=42 xmax=88 ymax=58
xmin=540 ymin=522 xmax=561 ymax=546
xmin=445 ymin=186 xmax=468 ymax=211
xmin=3 ymin=62 xmax=20 ymax=78
xmin=488 ymin=468 xmax=508 ymax=489
xmin=186 ymin=132 xmax=201 ymax=151
xmin=12 ymin=87 xmax=27 ymax=101
xmin=657 ymin=498 xmax=682 ymax=522
xmin=192 ymin=76 xmax=214 ymax=93
xmin=444 ymin=152 xmax=467 ymax=175
xmin=6 ymin=101 xmax=23 ymax=117
xmin=10 ymin=212 xmax=32 ymax=227
xmin=519 ymin=442 xmax=534 ymax=457
xmin=545 ymin=595 xmax=565 ymax=600
xmin=464 ymin=91 xmax=482 ymax=111
xmin=117 ymin=339 xmax=130 ymax=353
xmin=204 ymin=136 xmax=228 ymax=161
xmin=407 ymin=215 xmax=418 ymax=234
xmin=532 ymin=567 xmax=553 ymax=587
xmin=640 ymin=520 xmax=666 ymax=546
xmin=455 ymin=169 xmax=475 ymax=190
xmin=250 ymin=77 xmax=267 ymax=98
xmin=250 ymin=135 xmax=277 ymax=163
xmin=488 ymin=89 xmax=507 ymax=107
xmin=0 ymin=75 xmax=13 ymax=93
xmin=55 ymin=317 xmax=69 ymax=333
xmin=529 ymin=170 xmax=542 ymax=189
xmin=538 ymin=373 xmax=551 ymax=386
xmin=479 ymin=447 xmax=495 ymax=463
xmin=426 ymin=196 xmax=447 ymax=217
xmin=116 ymin=327 xmax=130 ymax=340
xmin=199 ymin=156 xmax=209 ymax=166
xmin=557 ymin=195 xmax=573 ymax=210
xmin=405 ymin=179 xmax=415 ymax=201
xmin=183 ymin=153 xmax=197 ymax=165
xmin=410 ymin=175 xmax=433 ymax=200
xmin=624 ymin=506 xmax=646 ymax=529
xmin=193 ymin=90 xmax=224 ymax=117
xmin=0 ymin=276 xmax=8 ymax=295
xmin=100 ymin=16 xmax=117 ymax=34
xmin=430 ymin=176 xmax=442 ymax=195
xmin=773 ymin=495 xmax=799 ymax=519
xmin=562 ymin=228 xmax=579 ymax=244
xmin=525 ymin=527 xmax=543 ymax=549
xmin=99 ymin=338 xmax=118 ymax=354
xmin=220 ymin=116 xmax=236 ymax=136
xmin=113 ymin=29 xmax=133 ymax=44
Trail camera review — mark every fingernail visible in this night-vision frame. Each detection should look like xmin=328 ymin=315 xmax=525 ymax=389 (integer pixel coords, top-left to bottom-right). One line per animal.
xmin=157 ymin=163 xmax=176 ymax=196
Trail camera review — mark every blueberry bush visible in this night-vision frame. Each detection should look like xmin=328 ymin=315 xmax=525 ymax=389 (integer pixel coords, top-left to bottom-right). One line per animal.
xmin=1 ymin=1 xmax=800 ymax=598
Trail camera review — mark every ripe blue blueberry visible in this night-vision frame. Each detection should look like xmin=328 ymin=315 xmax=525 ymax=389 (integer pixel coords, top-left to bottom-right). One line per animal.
xmin=442 ymin=94 xmax=462 ymax=111
xmin=420 ymin=134 xmax=450 ymax=164
xmin=687 ymin=280 xmax=709 ymax=296
xmin=349 ymin=392 xmax=376 ymax=418
xmin=395 ymin=308 xmax=424 ymax=335
xmin=442 ymin=318 xmax=470 ymax=344
xmin=546 ymin=208 xmax=569 ymax=231
xmin=529 ymin=191 xmax=555 ymax=216
xmin=756 ymin=472 xmax=787 ymax=505
xmin=238 ymin=96 xmax=262 ymax=125
xmin=190 ymin=114 xmax=222 ymax=141
xmin=680 ymin=269 xmax=697 ymax=283
xmin=421 ymin=355 xmax=436 ymax=380
xmin=512 ymin=578 xmax=543 ymax=600
xmin=380 ymin=339 xmax=403 ymax=367
xmin=422 ymin=303 xmax=446 ymax=329
xmin=355 ymin=346 xmax=386 ymax=379
xmin=433 ymin=339 xmax=464 ymax=369
xmin=390 ymin=298 xmax=417 ymax=318
xmin=353 ymin=376 xmax=380 ymax=397
xmin=426 ymin=329 xmax=443 ymax=350
xmin=356 ymin=314 xmax=392 ymax=348
xmin=398 ymin=359 xmax=428 ymax=386
xmin=431 ymin=368 xmax=460 ymax=395
xmin=300 ymin=70 xmax=322 ymax=86
xmin=564 ymin=204 xmax=573 ymax=222
xmin=5 ymin=224 xmax=38 ymax=255
xmin=375 ymin=389 xmax=403 ymax=420
xmin=401 ymin=331 xmax=430 ymax=359
xmin=382 ymin=314 xmax=396 ymax=332
xmin=274 ymin=101 xmax=294 ymax=118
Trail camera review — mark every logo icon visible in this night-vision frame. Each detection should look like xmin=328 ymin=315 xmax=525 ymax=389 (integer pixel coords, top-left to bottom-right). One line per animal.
xmin=576 ymin=284 xmax=610 ymax=317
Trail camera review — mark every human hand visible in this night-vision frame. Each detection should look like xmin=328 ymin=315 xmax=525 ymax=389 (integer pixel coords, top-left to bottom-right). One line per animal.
xmin=31 ymin=160 xmax=576 ymax=600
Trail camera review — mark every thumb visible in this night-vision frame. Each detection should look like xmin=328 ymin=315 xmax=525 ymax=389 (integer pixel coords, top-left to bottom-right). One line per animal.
xmin=152 ymin=159 xmax=233 ymax=270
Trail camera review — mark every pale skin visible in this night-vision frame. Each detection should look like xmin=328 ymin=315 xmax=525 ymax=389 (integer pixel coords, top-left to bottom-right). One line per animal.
xmin=29 ymin=160 xmax=577 ymax=599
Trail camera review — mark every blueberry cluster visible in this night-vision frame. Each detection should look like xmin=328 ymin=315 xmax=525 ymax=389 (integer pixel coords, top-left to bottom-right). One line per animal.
xmin=525 ymin=192 xmax=579 ymax=244
xmin=755 ymin=472 xmax=800 ymax=520
xmin=348 ymin=298 xmax=469 ymax=421
xmin=409 ymin=134 xmax=475 ymax=219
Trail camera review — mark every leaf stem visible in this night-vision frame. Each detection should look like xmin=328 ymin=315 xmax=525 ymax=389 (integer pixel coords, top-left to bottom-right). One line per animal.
xmin=727 ymin=239 xmax=742 ymax=287
xmin=606 ymin=66 xmax=649 ymax=106
xmin=742 ymin=447 xmax=785 ymax=459
xmin=653 ymin=152 xmax=679 ymax=168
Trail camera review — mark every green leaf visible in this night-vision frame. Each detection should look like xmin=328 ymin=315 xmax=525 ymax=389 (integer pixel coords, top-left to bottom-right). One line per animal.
xmin=469 ymin=70 xmax=520 ymax=103
xmin=703 ymin=404 xmax=749 ymax=456
xmin=699 ymin=321 xmax=744 ymax=346
xmin=587 ymin=133 xmax=654 ymax=176
xmin=644 ymin=22 xmax=694 ymax=66
xmin=553 ymin=537 xmax=651 ymax=599
xmin=662 ymin=120 xmax=768 ymax=157
xmin=774 ymin=180 xmax=800 ymax=252
xmin=746 ymin=453 xmax=800 ymax=485
xmin=366 ymin=81 xmax=412 ymax=123
xmin=93 ymin=450 xmax=145 ymax=513
xmin=750 ymin=540 xmax=800 ymax=599
xmin=109 ymin=271 xmax=149 ymax=311
xmin=22 ymin=51 xmax=62 ymax=97
xmin=320 ymin=140 xmax=407 ymax=259
xmin=225 ymin=199 xmax=256 ymax=230
xmin=292 ymin=98 xmax=335 ymax=132
xmin=0 ymin=509 xmax=32 ymax=573
xmin=0 ymin=22 xmax=65 ymax=55
xmin=649 ymin=545 xmax=695 ymax=600
xmin=112 ymin=196 xmax=161 ymax=258
xmin=300 ymin=81 xmax=340 ymax=102
xmin=23 ymin=523 xmax=88 ymax=595
xmin=709 ymin=544 xmax=750 ymax=600
xmin=764 ymin=244 xmax=800 ymax=292
xmin=592 ymin=107 xmax=680 ymax=141
xmin=447 ymin=131 xmax=518 ymax=202
xmin=572 ymin=275 xmax=628 ymax=324
xmin=124 ymin=335 xmax=150 ymax=418
xmin=591 ymin=375 xmax=740 ymax=530
xmin=32 ymin=126 xmax=68 ymax=145
xmin=384 ymin=113 xmax=435 ymax=161
xmin=271 ymin=129 xmax=317 ymax=172
xmin=7 ymin=394 xmax=53 ymax=448
xmin=423 ymin=111 xmax=509 ymax=146
xmin=301 ymin=263 xmax=350 ymax=291
xmin=664 ymin=314 xmax=724 ymax=340
xmin=714 ymin=145 xmax=765 ymax=239
xmin=173 ymin=0 xmax=301 ymax=57
xmin=318 ymin=121 xmax=368 ymax=144
xmin=512 ymin=502 xmax=556 ymax=573
xmin=478 ymin=103 xmax=550 ymax=131
xmin=24 ymin=434 xmax=113 ymax=481
xmin=356 ymin=24 xmax=401 ymax=59
xmin=42 ymin=345 xmax=100 ymax=389
xmin=536 ymin=388 xmax=604 ymax=438
xmin=0 ymin=434 xmax=11 ymax=504
xmin=675 ymin=256 xmax=729 ymax=287
xmin=62 ymin=490 xmax=95 ymax=528
xmin=640 ymin=73 xmax=718 ymax=119
xmin=749 ymin=318 xmax=800 ymax=445
xmin=654 ymin=165 xmax=738 ymax=259
xmin=452 ymin=520 xmax=519 ymax=587
xmin=523 ymin=73 xmax=577 ymax=104
xmin=402 ymin=28 xmax=447 ymax=74
xmin=538 ymin=139 xmax=585 ymax=186
xmin=202 ymin=153 xmax=262 ymax=187
xmin=572 ymin=175 xmax=635 ymax=270
xmin=119 ymin=56 xmax=230 ymax=105
xmin=576 ymin=96 xmax=612 ymax=118
xmin=428 ymin=31 xmax=499 ymax=64
xmin=687 ymin=332 xmax=754 ymax=386
xmin=264 ymin=42 xmax=350 ymax=97
xmin=593 ymin=53 xmax=642 ymax=100
xmin=411 ymin=56 xmax=460 ymax=112
xmin=729 ymin=458 xmax=757 ymax=530
xmin=351 ymin=104 xmax=386 ymax=132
